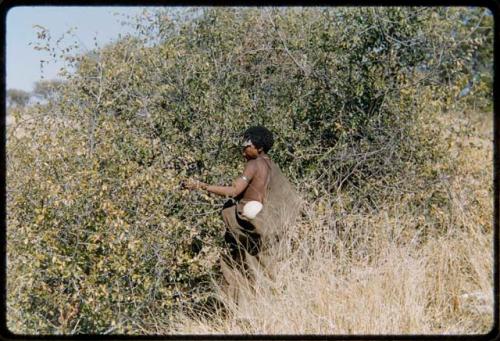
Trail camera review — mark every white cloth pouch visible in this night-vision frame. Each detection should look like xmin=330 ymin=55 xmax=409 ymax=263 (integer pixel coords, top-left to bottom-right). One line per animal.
xmin=242 ymin=200 xmax=263 ymax=219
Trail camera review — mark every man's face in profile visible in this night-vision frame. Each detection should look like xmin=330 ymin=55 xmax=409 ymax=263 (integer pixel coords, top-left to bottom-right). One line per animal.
xmin=242 ymin=141 xmax=259 ymax=160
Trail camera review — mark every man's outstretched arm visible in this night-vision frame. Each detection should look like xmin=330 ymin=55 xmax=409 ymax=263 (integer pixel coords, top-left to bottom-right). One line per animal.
xmin=204 ymin=178 xmax=248 ymax=197
xmin=185 ymin=161 xmax=257 ymax=197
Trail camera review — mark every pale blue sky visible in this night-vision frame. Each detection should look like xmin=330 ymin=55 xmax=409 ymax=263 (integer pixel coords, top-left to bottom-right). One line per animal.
xmin=6 ymin=6 xmax=155 ymax=92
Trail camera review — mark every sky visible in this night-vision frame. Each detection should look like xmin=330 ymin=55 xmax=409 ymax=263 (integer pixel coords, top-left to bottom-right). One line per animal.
xmin=6 ymin=6 xmax=151 ymax=92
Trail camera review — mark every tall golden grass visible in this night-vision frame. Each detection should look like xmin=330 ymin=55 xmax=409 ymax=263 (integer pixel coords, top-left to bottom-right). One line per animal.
xmin=159 ymin=111 xmax=493 ymax=335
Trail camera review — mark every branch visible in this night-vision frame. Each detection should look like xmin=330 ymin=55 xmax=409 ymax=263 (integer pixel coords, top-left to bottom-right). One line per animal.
xmin=266 ymin=10 xmax=311 ymax=77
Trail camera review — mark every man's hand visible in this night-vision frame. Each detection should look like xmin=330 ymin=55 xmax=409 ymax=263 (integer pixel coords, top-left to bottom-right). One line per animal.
xmin=184 ymin=179 xmax=208 ymax=191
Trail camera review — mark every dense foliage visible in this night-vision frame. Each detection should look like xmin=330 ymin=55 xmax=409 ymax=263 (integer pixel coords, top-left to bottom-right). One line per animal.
xmin=7 ymin=7 xmax=493 ymax=334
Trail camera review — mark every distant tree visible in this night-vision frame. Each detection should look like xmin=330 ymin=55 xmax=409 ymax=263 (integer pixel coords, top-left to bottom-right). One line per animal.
xmin=7 ymin=89 xmax=31 ymax=108
xmin=33 ymin=79 xmax=63 ymax=101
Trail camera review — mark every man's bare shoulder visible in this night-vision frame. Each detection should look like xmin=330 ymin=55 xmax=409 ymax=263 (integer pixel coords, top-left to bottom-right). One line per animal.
xmin=244 ymin=158 xmax=270 ymax=175
xmin=246 ymin=158 xmax=269 ymax=167
xmin=242 ymin=159 xmax=258 ymax=175
xmin=245 ymin=158 xmax=260 ymax=167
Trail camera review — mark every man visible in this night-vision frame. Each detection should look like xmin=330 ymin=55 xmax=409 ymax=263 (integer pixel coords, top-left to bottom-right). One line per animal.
xmin=185 ymin=126 xmax=301 ymax=296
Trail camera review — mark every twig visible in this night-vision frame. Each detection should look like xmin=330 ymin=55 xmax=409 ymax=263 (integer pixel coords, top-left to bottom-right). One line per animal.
xmin=266 ymin=10 xmax=310 ymax=77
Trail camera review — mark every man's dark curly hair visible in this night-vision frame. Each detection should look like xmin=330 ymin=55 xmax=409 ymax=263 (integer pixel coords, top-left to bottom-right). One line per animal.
xmin=243 ymin=126 xmax=274 ymax=153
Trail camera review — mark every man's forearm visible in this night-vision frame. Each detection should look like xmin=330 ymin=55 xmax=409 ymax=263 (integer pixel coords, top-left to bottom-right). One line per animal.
xmin=206 ymin=185 xmax=236 ymax=197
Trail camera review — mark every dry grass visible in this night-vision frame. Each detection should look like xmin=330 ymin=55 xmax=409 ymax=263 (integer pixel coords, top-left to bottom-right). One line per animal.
xmin=160 ymin=111 xmax=493 ymax=335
